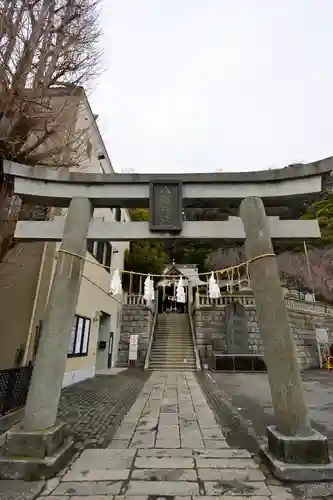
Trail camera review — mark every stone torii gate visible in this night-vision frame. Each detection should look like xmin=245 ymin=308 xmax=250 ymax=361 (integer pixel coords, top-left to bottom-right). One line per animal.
xmin=2 ymin=158 xmax=333 ymax=481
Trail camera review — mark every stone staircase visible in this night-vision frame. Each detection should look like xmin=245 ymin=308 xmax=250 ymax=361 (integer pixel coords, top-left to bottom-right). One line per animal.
xmin=148 ymin=313 xmax=197 ymax=371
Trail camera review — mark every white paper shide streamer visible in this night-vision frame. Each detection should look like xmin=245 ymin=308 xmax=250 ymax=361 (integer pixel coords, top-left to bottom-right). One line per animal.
xmin=208 ymin=272 xmax=221 ymax=299
xmin=176 ymin=276 xmax=186 ymax=303
xmin=109 ymin=268 xmax=123 ymax=295
xmin=144 ymin=274 xmax=155 ymax=302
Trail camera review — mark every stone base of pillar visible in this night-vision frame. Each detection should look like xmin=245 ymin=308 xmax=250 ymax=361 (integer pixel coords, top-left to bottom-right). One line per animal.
xmin=0 ymin=422 xmax=74 ymax=480
xmin=261 ymin=425 xmax=333 ymax=482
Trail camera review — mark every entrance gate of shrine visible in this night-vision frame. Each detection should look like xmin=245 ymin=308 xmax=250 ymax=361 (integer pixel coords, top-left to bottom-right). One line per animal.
xmin=2 ymin=157 xmax=333 ymax=481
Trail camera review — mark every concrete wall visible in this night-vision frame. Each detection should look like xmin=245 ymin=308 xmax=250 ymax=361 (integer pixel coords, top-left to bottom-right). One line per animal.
xmin=193 ymin=296 xmax=333 ymax=369
xmin=117 ymin=305 xmax=152 ymax=367
xmin=0 ymin=242 xmax=45 ymax=369
xmin=29 ymin=239 xmax=125 ymax=386
xmin=25 ymin=242 xmax=57 ymax=364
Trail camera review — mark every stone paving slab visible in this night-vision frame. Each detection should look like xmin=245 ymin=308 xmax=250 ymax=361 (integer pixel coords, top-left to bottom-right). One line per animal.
xmin=0 ymin=480 xmax=44 ymax=500
xmin=52 ymin=480 xmax=123 ymax=495
xmin=126 ymin=480 xmax=200 ymax=496
xmin=197 ymin=468 xmax=265 ymax=481
xmin=34 ymin=371 xmax=296 ymax=499
xmin=135 ymin=456 xmax=195 ymax=469
xmin=138 ymin=448 xmax=193 ymax=457
xmin=204 ymin=480 xmax=271 ymax=496
xmin=131 ymin=468 xmax=198 ymax=481
xmin=194 ymin=449 xmax=252 ymax=458
xmin=195 ymin=457 xmax=259 ymax=469
xmin=62 ymin=468 xmax=130 ymax=481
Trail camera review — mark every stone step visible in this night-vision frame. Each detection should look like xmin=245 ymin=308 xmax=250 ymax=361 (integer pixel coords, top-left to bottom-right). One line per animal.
xmin=156 ymin=327 xmax=190 ymax=330
xmin=151 ymin=346 xmax=193 ymax=353
xmin=153 ymin=338 xmax=193 ymax=347
xmin=152 ymin=339 xmax=194 ymax=344
xmin=154 ymin=333 xmax=192 ymax=336
xmin=150 ymin=360 xmax=196 ymax=365
xmin=154 ymin=334 xmax=192 ymax=338
xmin=149 ymin=312 xmax=195 ymax=369
xmin=152 ymin=345 xmax=193 ymax=350
xmin=156 ymin=323 xmax=190 ymax=327
xmin=153 ymin=336 xmax=192 ymax=340
xmin=157 ymin=315 xmax=189 ymax=319
xmin=155 ymin=329 xmax=190 ymax=332
xmin=149 ymin=363 xmax=196 ymax=370
xmin=156 ymin=324 xmax=190 ymax=328
xmin=148 ymin=365 xmax=197 ymax=370
xmin=151 ymin=347 xmax=195 ymax=351
xmin=147 ymin=368 xmax=196 ymax=371
xmin=150 ymin=354 xmax=196 ymax=359
xmin=153 ymin=339 xmax=193 ymax=343
xmin=150 ymin=360 xmax=196 ymax=364
xmin=152 ymin=342 xmax=194 ymax=345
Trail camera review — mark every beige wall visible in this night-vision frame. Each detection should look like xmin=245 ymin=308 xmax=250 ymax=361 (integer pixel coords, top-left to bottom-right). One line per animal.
xmin=0 ymin=242 xmax=45 ymax=369
xmin=41 ymin=244 xmax=125 ymax=386
xmin=25 ymin=242 xmax=57 ymax=364
xmin=65 ymin=256 xmax=123 ymax=382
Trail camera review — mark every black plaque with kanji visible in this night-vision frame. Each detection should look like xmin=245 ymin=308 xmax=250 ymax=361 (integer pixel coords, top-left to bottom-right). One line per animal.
xmin=149 ymin=182 xmax=182 ymax=232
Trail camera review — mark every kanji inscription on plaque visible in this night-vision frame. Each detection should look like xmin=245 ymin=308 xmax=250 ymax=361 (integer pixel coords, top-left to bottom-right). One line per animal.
xmin=149 ymin=182 xmax=182 ymax=232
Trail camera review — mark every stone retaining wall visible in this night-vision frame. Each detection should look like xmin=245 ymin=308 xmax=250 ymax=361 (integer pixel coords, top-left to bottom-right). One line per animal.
xmin=117 ymin=305 xmax=152 ymax=367
xmin=194 ymin=301 xmax=333 ymax=369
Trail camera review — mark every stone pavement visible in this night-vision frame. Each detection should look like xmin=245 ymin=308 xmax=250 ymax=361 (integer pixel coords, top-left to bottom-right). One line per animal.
xmin=37 ymin=371 xmax=295 ymax=499
xmin=0 ymin=369 xmax=150 ymax=500
xmin=56 ymin=369 xmax=150 ymax=448
xmin=209 ymin=371 xmax=333 ymax=500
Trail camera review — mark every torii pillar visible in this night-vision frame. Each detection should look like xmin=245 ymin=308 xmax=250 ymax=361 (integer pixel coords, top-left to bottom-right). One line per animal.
xmin=240 ymin=197 xmax=333 ymax=481
xmin=0 ymin=197 xmax=92 ymax=480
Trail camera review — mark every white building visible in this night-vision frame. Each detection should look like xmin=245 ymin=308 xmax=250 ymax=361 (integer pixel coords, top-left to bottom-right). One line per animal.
xmin=0 ymin=88 xmax=130 ymax=386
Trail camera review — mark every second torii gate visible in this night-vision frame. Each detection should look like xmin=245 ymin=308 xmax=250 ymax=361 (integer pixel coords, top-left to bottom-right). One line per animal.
xmin=2 ymin=158 xmax=333 ymax=482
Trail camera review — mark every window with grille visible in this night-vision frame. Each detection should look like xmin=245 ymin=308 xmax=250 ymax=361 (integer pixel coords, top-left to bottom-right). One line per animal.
xmin=115 ymin=207 xmax=121 ymax=222
xmin=87 ymin=240 xmax=112 ymax=272
xmin=68 ymin=315 xmax=91 ymax=357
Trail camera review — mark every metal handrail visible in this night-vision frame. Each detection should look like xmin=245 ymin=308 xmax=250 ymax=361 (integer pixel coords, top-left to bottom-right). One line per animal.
xmin=188 ymin=298 xmax=201 ymax=371
xmin=144 ymin=292 xmax=159 ymax=370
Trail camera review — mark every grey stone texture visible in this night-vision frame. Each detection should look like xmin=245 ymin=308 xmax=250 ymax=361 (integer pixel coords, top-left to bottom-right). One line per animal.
xmin=23 ymin=197 xmax=93 ymax=432
xmin=0 ymin=480 xmax=44 ymax=500
xmin=225 ymin=303 xmax=249 ymax=354
xmin=194 ymin=301 xmax=333 ymax=369
xmin=239 ymin=197 xmax=312 ymax=438
xmin=117 ymin=305 xmax=152 ymax=366
xmin=266 ymin=425 xmax=329 ymax=465
xmin=0 ymin=371 xmax=150 ymax=481
xmin=56 ymin=370 xmax=150 ymax=448
xmin=30 ymin=371 xmax=297 ymax=498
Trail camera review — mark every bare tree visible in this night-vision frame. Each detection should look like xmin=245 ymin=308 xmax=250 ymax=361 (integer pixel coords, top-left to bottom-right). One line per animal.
xmin=0 ymin=0 xmax=102 ymax=165
xmin=207 ymin=245 xmax=333 ymax=302
xmin=0 ymin=0 xmax=102 ymax=261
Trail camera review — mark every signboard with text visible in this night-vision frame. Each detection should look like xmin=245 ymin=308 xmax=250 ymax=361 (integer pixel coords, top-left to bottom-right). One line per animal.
xmin=316 ymin=328 xmax=329 ymax=345
xmin=149 ymin=182 xmax=182 ymax=232
xmin=129 ymin=334 xmax=139 ymax=361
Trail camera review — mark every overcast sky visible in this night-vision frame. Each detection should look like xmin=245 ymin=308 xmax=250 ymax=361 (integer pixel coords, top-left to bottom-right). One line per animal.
xmin=90 ymin=1 xmax=333 ymax=173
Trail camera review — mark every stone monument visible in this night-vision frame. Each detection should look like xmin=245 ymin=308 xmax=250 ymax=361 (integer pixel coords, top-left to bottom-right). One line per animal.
xmin=225 ymin=302 xmax=249 ymax=354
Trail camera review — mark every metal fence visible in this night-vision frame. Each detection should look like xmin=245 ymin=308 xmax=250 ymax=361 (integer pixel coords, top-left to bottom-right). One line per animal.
xmin=0 ymin=365 xmax=33 ymax=417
